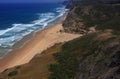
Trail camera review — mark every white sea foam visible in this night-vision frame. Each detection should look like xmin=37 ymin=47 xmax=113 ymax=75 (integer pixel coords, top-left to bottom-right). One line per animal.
xmin=0 ymin=25 xmax=17 ymax=36
xmin=0 ymin=6 xmax=67 ymax=54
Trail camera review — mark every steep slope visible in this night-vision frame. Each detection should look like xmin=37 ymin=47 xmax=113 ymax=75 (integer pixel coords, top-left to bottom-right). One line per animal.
xmin=76 ymin=32 xmax=120 ymax=79
xmin=49 ymin=0 xmax=120 ymax=79
xmin=0 ymin=0 xmax=120 ymax=79
xmin=49 ymin=31 xmax=120 ymax=79
xmin=63 ymin=0 xmax=120 ymax=34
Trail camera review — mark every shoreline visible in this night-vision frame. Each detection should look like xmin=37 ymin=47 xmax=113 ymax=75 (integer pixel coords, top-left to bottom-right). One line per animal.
xmin=0 ymin=15 xmax=82 ymax=72
xmin=0 ymin=10 xmax=67 ymax=59
xmin=0 ymin=13 xmax=66 ymax=59
xmin=11 ymin=13 xmax=67 ymax=54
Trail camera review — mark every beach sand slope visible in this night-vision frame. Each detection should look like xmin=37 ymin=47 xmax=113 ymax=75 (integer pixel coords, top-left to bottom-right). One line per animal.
xmin=0 ymin=23 xmax=82 ymax=72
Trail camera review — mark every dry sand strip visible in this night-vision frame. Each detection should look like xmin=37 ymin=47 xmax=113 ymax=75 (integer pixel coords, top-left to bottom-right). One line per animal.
xmin=0 ymin=23 xmax=82 ymax=72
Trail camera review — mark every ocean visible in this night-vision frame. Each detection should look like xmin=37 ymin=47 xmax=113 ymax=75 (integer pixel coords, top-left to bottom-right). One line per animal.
xmin=0 ymin=3 xmax=67 ymax=57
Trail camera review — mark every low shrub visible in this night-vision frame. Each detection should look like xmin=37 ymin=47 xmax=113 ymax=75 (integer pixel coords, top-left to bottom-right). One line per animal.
xmin=8 ymin=70 xmax=18 ymax=77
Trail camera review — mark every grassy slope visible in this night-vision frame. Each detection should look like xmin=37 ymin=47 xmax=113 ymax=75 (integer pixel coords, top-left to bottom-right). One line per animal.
xmin=49 ymin=31 xmax=120 ymax=79
xmin=0 ymin=44 xmax=62 ymax=79
xmin=49 ymin=2 xmax=120 ymax=78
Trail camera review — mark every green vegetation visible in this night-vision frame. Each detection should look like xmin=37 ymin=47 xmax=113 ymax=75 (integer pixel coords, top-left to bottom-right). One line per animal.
xmin=49 ymin=33 xmax=104 ymax=79
xmin=8 ymin=70 xmax=18 ymax=77
xmin=49 ymin=1 xmax=120 ymax=78
xmin=75 ymin=5 xmax=120 ymax=32
xmin=0 ymin=1 xmax=119 ymax=79
xmin=49 ymin=29 xmax=119 ymax=79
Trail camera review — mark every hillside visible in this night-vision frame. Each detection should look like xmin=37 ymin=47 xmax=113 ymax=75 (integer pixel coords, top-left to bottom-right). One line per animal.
xmin=0 ymin=44 xmax=62 ymax=79
xmin=49 ymin=0 xmax=120 ymax=79
xmin=63 ymin=0 xmax=120 ymax=34
xmin=0 ymin=0 xmax=120 ymax=79
xmin=49 ymin=31 xmax=120 ymax=79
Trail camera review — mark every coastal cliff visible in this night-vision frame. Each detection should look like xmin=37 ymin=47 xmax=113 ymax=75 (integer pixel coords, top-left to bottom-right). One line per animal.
xmin=63 ymin=0 xmax=120 ymax=34
xmin=49 ymin=31 xmax=120 ymax=79
xmin=49 ymin=0 xmax=120 ymax=79
xmin=0 ymin=0 xmax=120 ymax=79
xmin=64 ymin=0 xmax=120 ymax=79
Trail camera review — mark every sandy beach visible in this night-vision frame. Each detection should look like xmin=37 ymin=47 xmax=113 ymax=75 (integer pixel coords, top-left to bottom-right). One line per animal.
xmin=0 ymin=22 xmax=81 ymax=72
